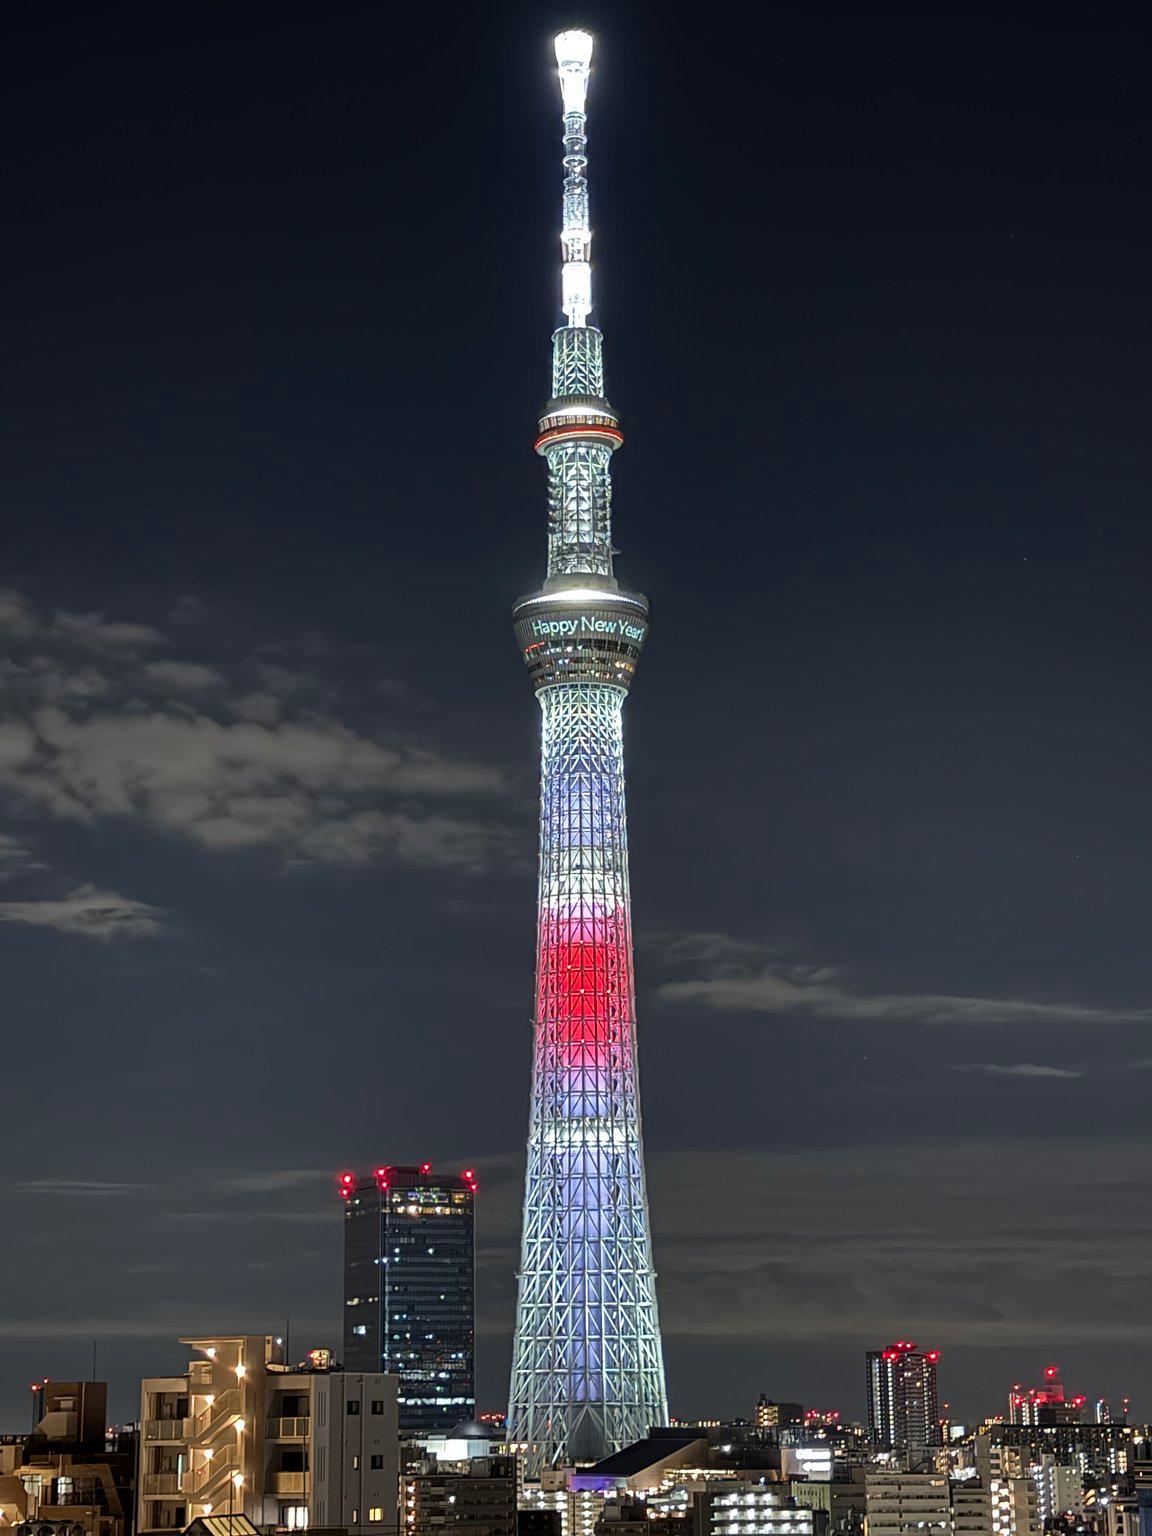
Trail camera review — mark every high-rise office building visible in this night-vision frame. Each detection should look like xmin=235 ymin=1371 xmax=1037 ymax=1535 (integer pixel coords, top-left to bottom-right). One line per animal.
xmin=506 ymin=27 xmax=668 ymax=1472
xmin=865 ymin=1342 xmax=940 ymax=1451
xmin=341 ymin=1164 xmax=476 ymax=1435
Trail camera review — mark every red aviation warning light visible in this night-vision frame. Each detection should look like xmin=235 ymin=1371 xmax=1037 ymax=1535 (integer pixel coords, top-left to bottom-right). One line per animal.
xmin=420 ymin=1162 xmax=432 ymax=1174
xmin=338 ymin=1171 xmax=355 ymax=1199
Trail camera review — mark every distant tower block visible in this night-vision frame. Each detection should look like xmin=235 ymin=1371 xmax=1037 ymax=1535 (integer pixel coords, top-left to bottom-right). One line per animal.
xmin=866 ymin=1341 xmax=941 ymax=1450
xmin=506 ymin=30 xmax=668 ymax=1471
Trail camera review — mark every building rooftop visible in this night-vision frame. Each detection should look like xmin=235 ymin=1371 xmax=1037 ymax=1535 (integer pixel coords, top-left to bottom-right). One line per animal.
xmin=570 ymin=1433 xmax=709 ymax=1486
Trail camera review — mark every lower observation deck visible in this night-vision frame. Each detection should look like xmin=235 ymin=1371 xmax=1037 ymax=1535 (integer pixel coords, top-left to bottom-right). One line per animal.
xmin=513 ymin=583 xmax=649 ymax=692
xmin=534 ymin=393 xmax=623 ymax=454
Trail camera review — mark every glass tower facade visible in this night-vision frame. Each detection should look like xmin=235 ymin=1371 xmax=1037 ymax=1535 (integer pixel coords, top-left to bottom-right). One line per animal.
xmin=341 ymin=1165 xmax=476 ymax=1435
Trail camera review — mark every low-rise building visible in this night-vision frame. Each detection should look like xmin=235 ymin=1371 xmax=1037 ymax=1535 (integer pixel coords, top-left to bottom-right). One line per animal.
xmin=0 ymin=1382 xmax=134 ymax=1536
xmin=863 ymin=1472 xmax=951 ymax=1536
xmin=757 ymin=1402 xmax=806 ymax=1432
xmin=789 ymin=1473 xmax=866 ymax=1536
xmin=990 ymin=1478 xmax=1040 ymax=1536
xmin=138 ymin=1333 xmax=399 ymax=1535
xmin=699 ymin=1485 xmax=816 ymax=1536
xmin=403 ymin=1453 xmax=515 ymax=1536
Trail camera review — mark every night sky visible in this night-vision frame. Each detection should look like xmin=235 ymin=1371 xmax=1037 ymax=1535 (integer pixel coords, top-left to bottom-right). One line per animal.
xmin=2 ymin=0 xmax=1150 ymax=1431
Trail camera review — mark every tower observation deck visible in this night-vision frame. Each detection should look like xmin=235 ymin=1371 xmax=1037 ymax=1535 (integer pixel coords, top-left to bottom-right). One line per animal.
xmin=506 ymin=30 xmax=669 ymax=1471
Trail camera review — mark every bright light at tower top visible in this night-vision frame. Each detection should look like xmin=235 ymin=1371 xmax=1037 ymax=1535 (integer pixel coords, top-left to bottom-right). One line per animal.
xmin=554 ymin=30 xmax=596 ymax=327
xmin=555 ymin=29 xmax=593 ymax=114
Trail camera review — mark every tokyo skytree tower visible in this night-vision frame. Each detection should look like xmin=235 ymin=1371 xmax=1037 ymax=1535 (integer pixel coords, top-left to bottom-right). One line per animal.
xmin=507 ymin=30 xmax=669 ymax=1469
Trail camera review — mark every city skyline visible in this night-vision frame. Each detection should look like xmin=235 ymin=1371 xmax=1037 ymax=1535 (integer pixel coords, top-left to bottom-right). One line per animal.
xmin=2 ymin=0 xmax=1151 ymax=1433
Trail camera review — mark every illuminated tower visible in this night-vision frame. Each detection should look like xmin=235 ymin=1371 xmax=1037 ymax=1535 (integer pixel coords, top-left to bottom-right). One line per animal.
xmin=506 ymin=30 xmax=668 ymax=1469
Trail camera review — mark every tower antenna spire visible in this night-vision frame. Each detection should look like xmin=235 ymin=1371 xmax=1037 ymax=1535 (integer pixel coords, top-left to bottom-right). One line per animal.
xmin=555 ymin=29 xmax=594 ymax=327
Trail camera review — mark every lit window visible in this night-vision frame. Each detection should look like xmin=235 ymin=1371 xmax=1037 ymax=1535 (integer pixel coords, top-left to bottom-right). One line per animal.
xmin=369 ymin=1510 xmax=384 ymax=1523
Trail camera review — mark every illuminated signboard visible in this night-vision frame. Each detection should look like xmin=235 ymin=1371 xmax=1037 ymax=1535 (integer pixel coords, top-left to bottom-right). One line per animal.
xmin=526 ymin=611 xmax=647 ymax=645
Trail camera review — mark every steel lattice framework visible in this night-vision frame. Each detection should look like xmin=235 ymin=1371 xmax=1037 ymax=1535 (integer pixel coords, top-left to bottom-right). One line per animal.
xmin=507 ymin=30 xmax=668 ymax=1471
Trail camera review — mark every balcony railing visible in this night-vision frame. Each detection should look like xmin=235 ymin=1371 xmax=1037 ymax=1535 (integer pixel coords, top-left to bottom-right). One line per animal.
xmin=271 ymin=1473 xmax=306 ymax=1496
xmin=145 ymin=1421 xmax=189 ymax=1443
xmin=266 ymin=1418 xmax=310 ymax=1439
xmin=143 ymin=1507 xmax=189 ymax=1531
xmin=143 ymin=1474 xmax=185 ymax=1495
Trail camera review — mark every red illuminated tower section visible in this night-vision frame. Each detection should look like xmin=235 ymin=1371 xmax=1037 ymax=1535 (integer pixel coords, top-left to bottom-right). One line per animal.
xmin=340 ymin=1164 xmax=475 ymax=1435
xmin=506 ymin=29 xmax=668 ymax=1471
xmin=866 ymin=1341 xmax=941 ymax=1451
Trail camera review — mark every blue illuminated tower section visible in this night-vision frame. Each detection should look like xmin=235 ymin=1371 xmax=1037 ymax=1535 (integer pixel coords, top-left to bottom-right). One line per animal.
xmin=507 ymin=30 xmax=668 ymax=1470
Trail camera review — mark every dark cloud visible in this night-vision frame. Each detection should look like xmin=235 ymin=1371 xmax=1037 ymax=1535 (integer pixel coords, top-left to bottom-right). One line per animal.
xmin=13 ymin=1180 xmax=149 ymax=1197
xmin=0 ymin=833 xmax=45 ymax=881
xmin=951 ymin=1062 xmax=1083 ymax=1080
xmin=0 ymin=883 xmax=165 ymax=941
xmin=0 ymin=588 xmax=518 ymax=872
xmin=655 ymin=932 xmax=1151 ymax=1027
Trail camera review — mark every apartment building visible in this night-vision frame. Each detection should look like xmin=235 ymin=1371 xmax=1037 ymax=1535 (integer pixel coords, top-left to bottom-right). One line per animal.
xmin=0 ymin=1382 xmax=135 ymax=1536
xmin=138 ymin=1334 xmax=399 ymax=1536
xmin=403 ymin=1454 xmax=516 ymax=1536
xmin=863 ymin=1472 xmax=951 ymax=1536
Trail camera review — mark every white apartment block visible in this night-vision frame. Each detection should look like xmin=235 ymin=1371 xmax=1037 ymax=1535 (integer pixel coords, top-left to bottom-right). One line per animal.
xmin=990 ymin=1477 xmax=1040 ymax=1536
xmin=138 ymin=1335 xmax=399 ymax=1536
xmin=518 ymin=1480 xmax=607 ymax=1536
xmin=1031 ymin=1459 xmax=1083 ymax=1523
xmin=865 ymin=1473 xmax=952 ymax=1536
xmin=695 ymin=1485 xmax=816 ymax=1536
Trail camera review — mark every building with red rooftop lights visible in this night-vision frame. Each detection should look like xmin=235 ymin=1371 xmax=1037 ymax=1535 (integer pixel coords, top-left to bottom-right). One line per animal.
xmin=866 ymin=1341 xmax=941 ymax=1451
xmin=340 ymin=1165 xmax=475 ymax=1435
xmin=1007 ymin=1366 xmax=1086 ymax=1426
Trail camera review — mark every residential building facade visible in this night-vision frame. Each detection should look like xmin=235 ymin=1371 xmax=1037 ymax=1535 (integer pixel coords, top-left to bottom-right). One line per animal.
xmin=866 ymin=1345 xmax=941 ymax=1452
xmin=138 ymin=1334 xmax=399 ymax=1536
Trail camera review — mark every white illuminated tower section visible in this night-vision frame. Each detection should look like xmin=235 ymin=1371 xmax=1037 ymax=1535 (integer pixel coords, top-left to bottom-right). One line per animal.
xmin=507 ymin=30 xmax=669 ymax=1470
